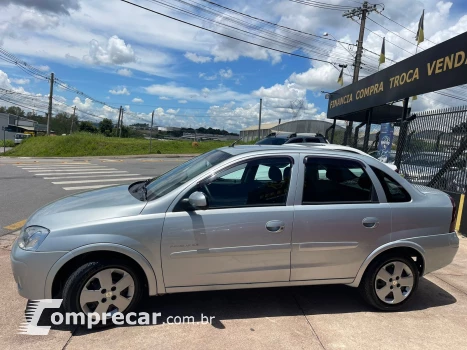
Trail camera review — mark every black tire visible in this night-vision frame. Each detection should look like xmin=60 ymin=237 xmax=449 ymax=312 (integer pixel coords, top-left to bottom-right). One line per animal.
xmin=359 ymin=253 xmax=419 ymax=311
xmin=62 ymin=260 xmax=143 ymax=327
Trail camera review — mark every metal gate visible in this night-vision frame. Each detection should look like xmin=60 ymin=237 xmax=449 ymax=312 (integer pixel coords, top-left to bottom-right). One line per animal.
xmin=397 ymin=106 xmax=467 ymax=194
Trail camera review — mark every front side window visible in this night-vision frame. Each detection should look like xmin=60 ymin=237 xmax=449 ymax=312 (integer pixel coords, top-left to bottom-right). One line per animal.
xmin=302 ymin=157 xmax=374 ymax=204
xmin=145 ymin=150 xmax=232 ymax=200
xmin=179 ymin=157 xmax=293 ymax=210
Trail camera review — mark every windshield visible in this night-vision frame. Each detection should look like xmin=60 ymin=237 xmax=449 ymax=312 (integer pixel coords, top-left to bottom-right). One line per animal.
xmin=145 ymin=149 xmax=232 ymax=200
xmin=256 ymin=137 xmax=287 ymax=145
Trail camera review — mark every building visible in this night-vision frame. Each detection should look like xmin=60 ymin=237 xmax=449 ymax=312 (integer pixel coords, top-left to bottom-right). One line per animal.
xmin=0 ymin=113 xmax=47 ymax=140
xmin=239 ymin=119 xmax=345 ymax=142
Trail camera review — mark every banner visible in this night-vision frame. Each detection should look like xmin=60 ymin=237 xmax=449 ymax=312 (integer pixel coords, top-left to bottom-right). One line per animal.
xmin=327 ymin=31 xmax=467 ymax=118
xmin=377 ymin=123 xmax=394 ymax=163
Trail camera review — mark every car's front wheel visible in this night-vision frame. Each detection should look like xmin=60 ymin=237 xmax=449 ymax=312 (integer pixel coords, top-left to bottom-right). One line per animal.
xmin=62 ymin=260 xmax=143 ymax=325
xmin=359 ymin=254 xmax=419 ymax=311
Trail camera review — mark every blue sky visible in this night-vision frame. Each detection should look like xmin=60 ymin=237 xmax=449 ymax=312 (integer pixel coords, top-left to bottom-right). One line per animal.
xmin=1 ymin=0 xmax=467 ymax=132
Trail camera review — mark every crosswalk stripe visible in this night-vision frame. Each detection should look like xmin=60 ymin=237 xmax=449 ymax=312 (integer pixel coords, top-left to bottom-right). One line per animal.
xmin=62 ymin=184 xmax=118 ymax=191
xmin=34 ymin=170 xmax=127 ymax=176
xmin=52 ymin=177 xmax=148 ymax=185
xmin=19 ymin=164 xmax=96 ymax=168
xmin=28 ymin=168 xmax=117 ymax=173
xmin=44 ymin=174 xmax=140 ymax=179
xmin=23 ymin=166 xmax=106 ymax=170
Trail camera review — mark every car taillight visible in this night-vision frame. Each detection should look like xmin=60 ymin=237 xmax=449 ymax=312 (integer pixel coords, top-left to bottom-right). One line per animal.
xmin=449 ymin=195 xmax=457 ymax=232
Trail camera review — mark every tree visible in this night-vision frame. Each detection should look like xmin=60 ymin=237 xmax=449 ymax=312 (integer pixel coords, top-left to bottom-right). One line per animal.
xmin=6 ymin=106 xmax=25 ymax=116
xmin=99 ymin=118 xmax=113 ymax=136
xmin=79 ymin=121 xmax=98 ymax=133
xmin=452 ymin=122 xmax=467 ymax=133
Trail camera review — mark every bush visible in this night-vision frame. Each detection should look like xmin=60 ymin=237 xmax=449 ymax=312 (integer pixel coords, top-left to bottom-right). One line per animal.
xmin=0 ymin=139 xmax=15 ymax=147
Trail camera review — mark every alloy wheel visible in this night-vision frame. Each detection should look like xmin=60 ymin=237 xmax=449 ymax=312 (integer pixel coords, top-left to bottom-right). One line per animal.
xmin=79 ymin=268 xmax=135 ymax=317
xmin=374 ymin=261 xmax=414 ymax=304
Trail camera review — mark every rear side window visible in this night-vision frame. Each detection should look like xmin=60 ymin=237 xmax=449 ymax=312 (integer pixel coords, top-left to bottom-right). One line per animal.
xmin=287 ymin=138 xmax=303 ymax=144
xmin=305 ymin=138 xmax=321 ymax=143
xmin=370 ymin=166 xmax=411 ymax=203
xmin=302 ymin=157 xmax=375 ymax=204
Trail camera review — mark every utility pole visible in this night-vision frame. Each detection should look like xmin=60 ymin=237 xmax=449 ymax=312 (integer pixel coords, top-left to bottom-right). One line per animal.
xmin=342 ymin=1 xmax=377 ymax=145
xmin=70 ymin=106 xmax=76 ymax=134
xmin=119 ymin=107 xmax=123 ymax=138
xmin=47 ymin=72 xmax=54 ymax=135
xmin=149 ymin=110 xmax=154 ymax=153
xmin=257 ymin=98 xmax=262 ymax=141
xmin=116 ymin=106 xmax=122 ymax=136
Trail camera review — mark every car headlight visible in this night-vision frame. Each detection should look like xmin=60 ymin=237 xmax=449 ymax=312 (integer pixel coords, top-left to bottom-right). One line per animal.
xmin=18 ymin=226 xmax=49 ymax=251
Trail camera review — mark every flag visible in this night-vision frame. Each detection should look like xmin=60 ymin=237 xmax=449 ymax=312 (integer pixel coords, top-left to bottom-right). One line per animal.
xmin=337 ymin=67 xmax=344 ymax=86
xmin=378 ymin=37 xmax=385 ymax=67
xmin=416 ymin=10 xmax=424 ymax=45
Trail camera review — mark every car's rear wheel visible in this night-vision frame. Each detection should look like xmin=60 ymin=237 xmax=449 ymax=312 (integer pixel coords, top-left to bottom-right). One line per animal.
xmin=62 ymin=260 xmax=143 ymax=326
xmin=359 ymin=254 xmax=419 ymax=311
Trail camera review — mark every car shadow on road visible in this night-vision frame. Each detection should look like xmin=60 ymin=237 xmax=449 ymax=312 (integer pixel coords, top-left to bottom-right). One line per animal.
xmin=40 ymin=277 xmax=456 ymax=334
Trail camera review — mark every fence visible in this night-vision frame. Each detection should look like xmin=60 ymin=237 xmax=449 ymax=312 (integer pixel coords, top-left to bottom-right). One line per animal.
xmin=396 ymin=106 xmax=467 ymax=194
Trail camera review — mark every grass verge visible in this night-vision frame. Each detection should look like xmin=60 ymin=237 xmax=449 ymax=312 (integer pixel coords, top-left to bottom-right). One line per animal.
xmin=0 ymin=139 xmax=15 ymax=147
xmin=3 ymin=133 xmax=243 ymax=157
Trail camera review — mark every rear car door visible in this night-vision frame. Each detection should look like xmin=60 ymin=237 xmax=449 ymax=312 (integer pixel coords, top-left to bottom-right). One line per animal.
xmin=291 ymin=154 xmax=392 ymax=281
xmin=161 ymin=154 xmax=298 ymax=288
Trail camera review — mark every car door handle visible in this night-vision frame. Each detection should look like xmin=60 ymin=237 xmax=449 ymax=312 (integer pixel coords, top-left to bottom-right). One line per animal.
xmin=362 ymin=217 xmax=379 ymax=229
xmin=266 ymin=220 xmax=285 ymax=233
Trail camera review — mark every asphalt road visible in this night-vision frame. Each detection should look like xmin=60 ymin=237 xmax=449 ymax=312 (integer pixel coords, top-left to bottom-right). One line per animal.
xmin=0 ymin=156 xmax=189 ymax=236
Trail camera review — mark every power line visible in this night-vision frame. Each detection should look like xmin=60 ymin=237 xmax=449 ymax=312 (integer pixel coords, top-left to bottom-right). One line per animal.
xmin=121 ymin=0 xmax=344 ymax=65
xmin=288 ymin=0 xmax=353 ymax=11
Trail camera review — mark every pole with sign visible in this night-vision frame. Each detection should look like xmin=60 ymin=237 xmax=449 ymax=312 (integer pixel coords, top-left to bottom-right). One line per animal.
xmin=377 ymin=123 xmax=394 ymax=163
xmin=2 ymin=126 xmax=5 ymax=154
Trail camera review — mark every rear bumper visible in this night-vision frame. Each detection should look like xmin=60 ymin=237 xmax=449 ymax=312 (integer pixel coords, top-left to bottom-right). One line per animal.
xmin=407 ymin=232 xmax=459 ymax=275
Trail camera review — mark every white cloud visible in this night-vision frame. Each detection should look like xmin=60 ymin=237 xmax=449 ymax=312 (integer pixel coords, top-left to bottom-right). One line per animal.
xmin=0 ymin=70 xmax=12 ymax=89
xmin=37 ymin=65 xmax=50 ymax=72
xmin=184 ymin=52 xmax=212 ymax=63
xmin=166 ymin=108 xmax=179 ymax=114
xmin=145 ymin=82 xmax=252 ymax=104
xmin=2 ymin=0 xmax=80 ymax=15
xmin=199 ymin=72 xmax=217 ymax=80
xmin=84 ymin=35 xmax=136 ymax=65
xmin=132 ymin=97 xmax=144 ymax=103
xmin=219 ymin=68 xmax=233 ymax=79
xmin=117 ymin=68 xmax=132 ymax=77
xmin=109 ymin=86 xmax=130 ymax=95
xmin=159 ymin=96 xmax=170 ymax=100
xmin=178 ymin=99 xmax=188 ymax=104
xmin=10 ymin=78 xmax=30 ymax=84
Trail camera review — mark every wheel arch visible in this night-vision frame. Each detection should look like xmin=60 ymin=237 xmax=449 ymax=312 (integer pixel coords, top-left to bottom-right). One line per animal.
xmin=45 ymin=243 xmax=160 ymax=299
xmin=349 ymin=241 xmax=426 ymax=288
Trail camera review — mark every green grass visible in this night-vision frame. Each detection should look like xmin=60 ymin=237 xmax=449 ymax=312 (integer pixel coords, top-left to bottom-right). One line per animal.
xmin=0 ymin=139 xmax=15 ymax=147
xmin=3 ymin=133 xmax=243 ymax=157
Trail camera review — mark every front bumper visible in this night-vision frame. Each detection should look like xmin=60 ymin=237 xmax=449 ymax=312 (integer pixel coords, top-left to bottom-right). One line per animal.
xmin=407 ymin=232 xmax=459 ymax=275
xmin=10 ymin=241 xmax=67 ymax=300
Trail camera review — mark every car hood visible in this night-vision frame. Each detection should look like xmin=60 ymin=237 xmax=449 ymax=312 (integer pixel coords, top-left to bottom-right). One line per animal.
xmin=25 ymin=185 xmax=146 ymax=230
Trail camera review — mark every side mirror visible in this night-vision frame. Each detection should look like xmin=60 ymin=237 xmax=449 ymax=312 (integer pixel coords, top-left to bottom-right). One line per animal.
xmin=188 ymin=191 xmax=208 ymax=210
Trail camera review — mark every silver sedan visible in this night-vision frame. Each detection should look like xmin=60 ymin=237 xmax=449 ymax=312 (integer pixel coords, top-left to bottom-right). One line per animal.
xmin=11 ymin=145 xmax=459 ymax=322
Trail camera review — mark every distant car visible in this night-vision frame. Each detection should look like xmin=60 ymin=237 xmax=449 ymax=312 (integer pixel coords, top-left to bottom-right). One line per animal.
xmin=288 ymin=143 xmax=399 ymax=172
xmin=256 ymin=132 xmax=329 ymax=145
xmin=284 ymin=135 xmax=329 ymax=144
xmin=14 ymin=133 xmax=31 ymax=144
xmin=401 ymin=152 xmax=467 ymax=192
xmin=11 ymin=145 xmax=459 ymax=325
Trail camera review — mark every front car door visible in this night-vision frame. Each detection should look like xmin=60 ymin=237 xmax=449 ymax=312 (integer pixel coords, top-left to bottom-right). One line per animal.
xmin=161 ymin=154 xmax=298 ymax=288
xmin=291 ymin=154 xmax=392 ymax=281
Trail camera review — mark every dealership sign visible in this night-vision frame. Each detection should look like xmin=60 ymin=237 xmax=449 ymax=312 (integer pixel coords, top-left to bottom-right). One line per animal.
xmin=328 ymin=31 xmax=467 ymax=118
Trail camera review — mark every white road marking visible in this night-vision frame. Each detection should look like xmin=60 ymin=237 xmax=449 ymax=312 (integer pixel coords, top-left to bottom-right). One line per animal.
xmin=52 ymin=177 xmax=148 ymax=184
xmin=44 ymin=174 xmax=140 ymax=179
xmin=23 ymin=166 xmax=106 ymax=170
xmin=62 ymin=184 xmax=118 ymax=191
xmin=28 ymin=168 xmax=117 ymax=173
xmin=19 ymin=164 xmax=96 ymax=168
xmin=33 ymin=170 xmax=127 ymax=176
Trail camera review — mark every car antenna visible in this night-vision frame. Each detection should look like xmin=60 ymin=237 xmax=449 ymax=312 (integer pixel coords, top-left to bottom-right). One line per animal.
xmin=229 ymin=137 xmax=243 ymax=147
